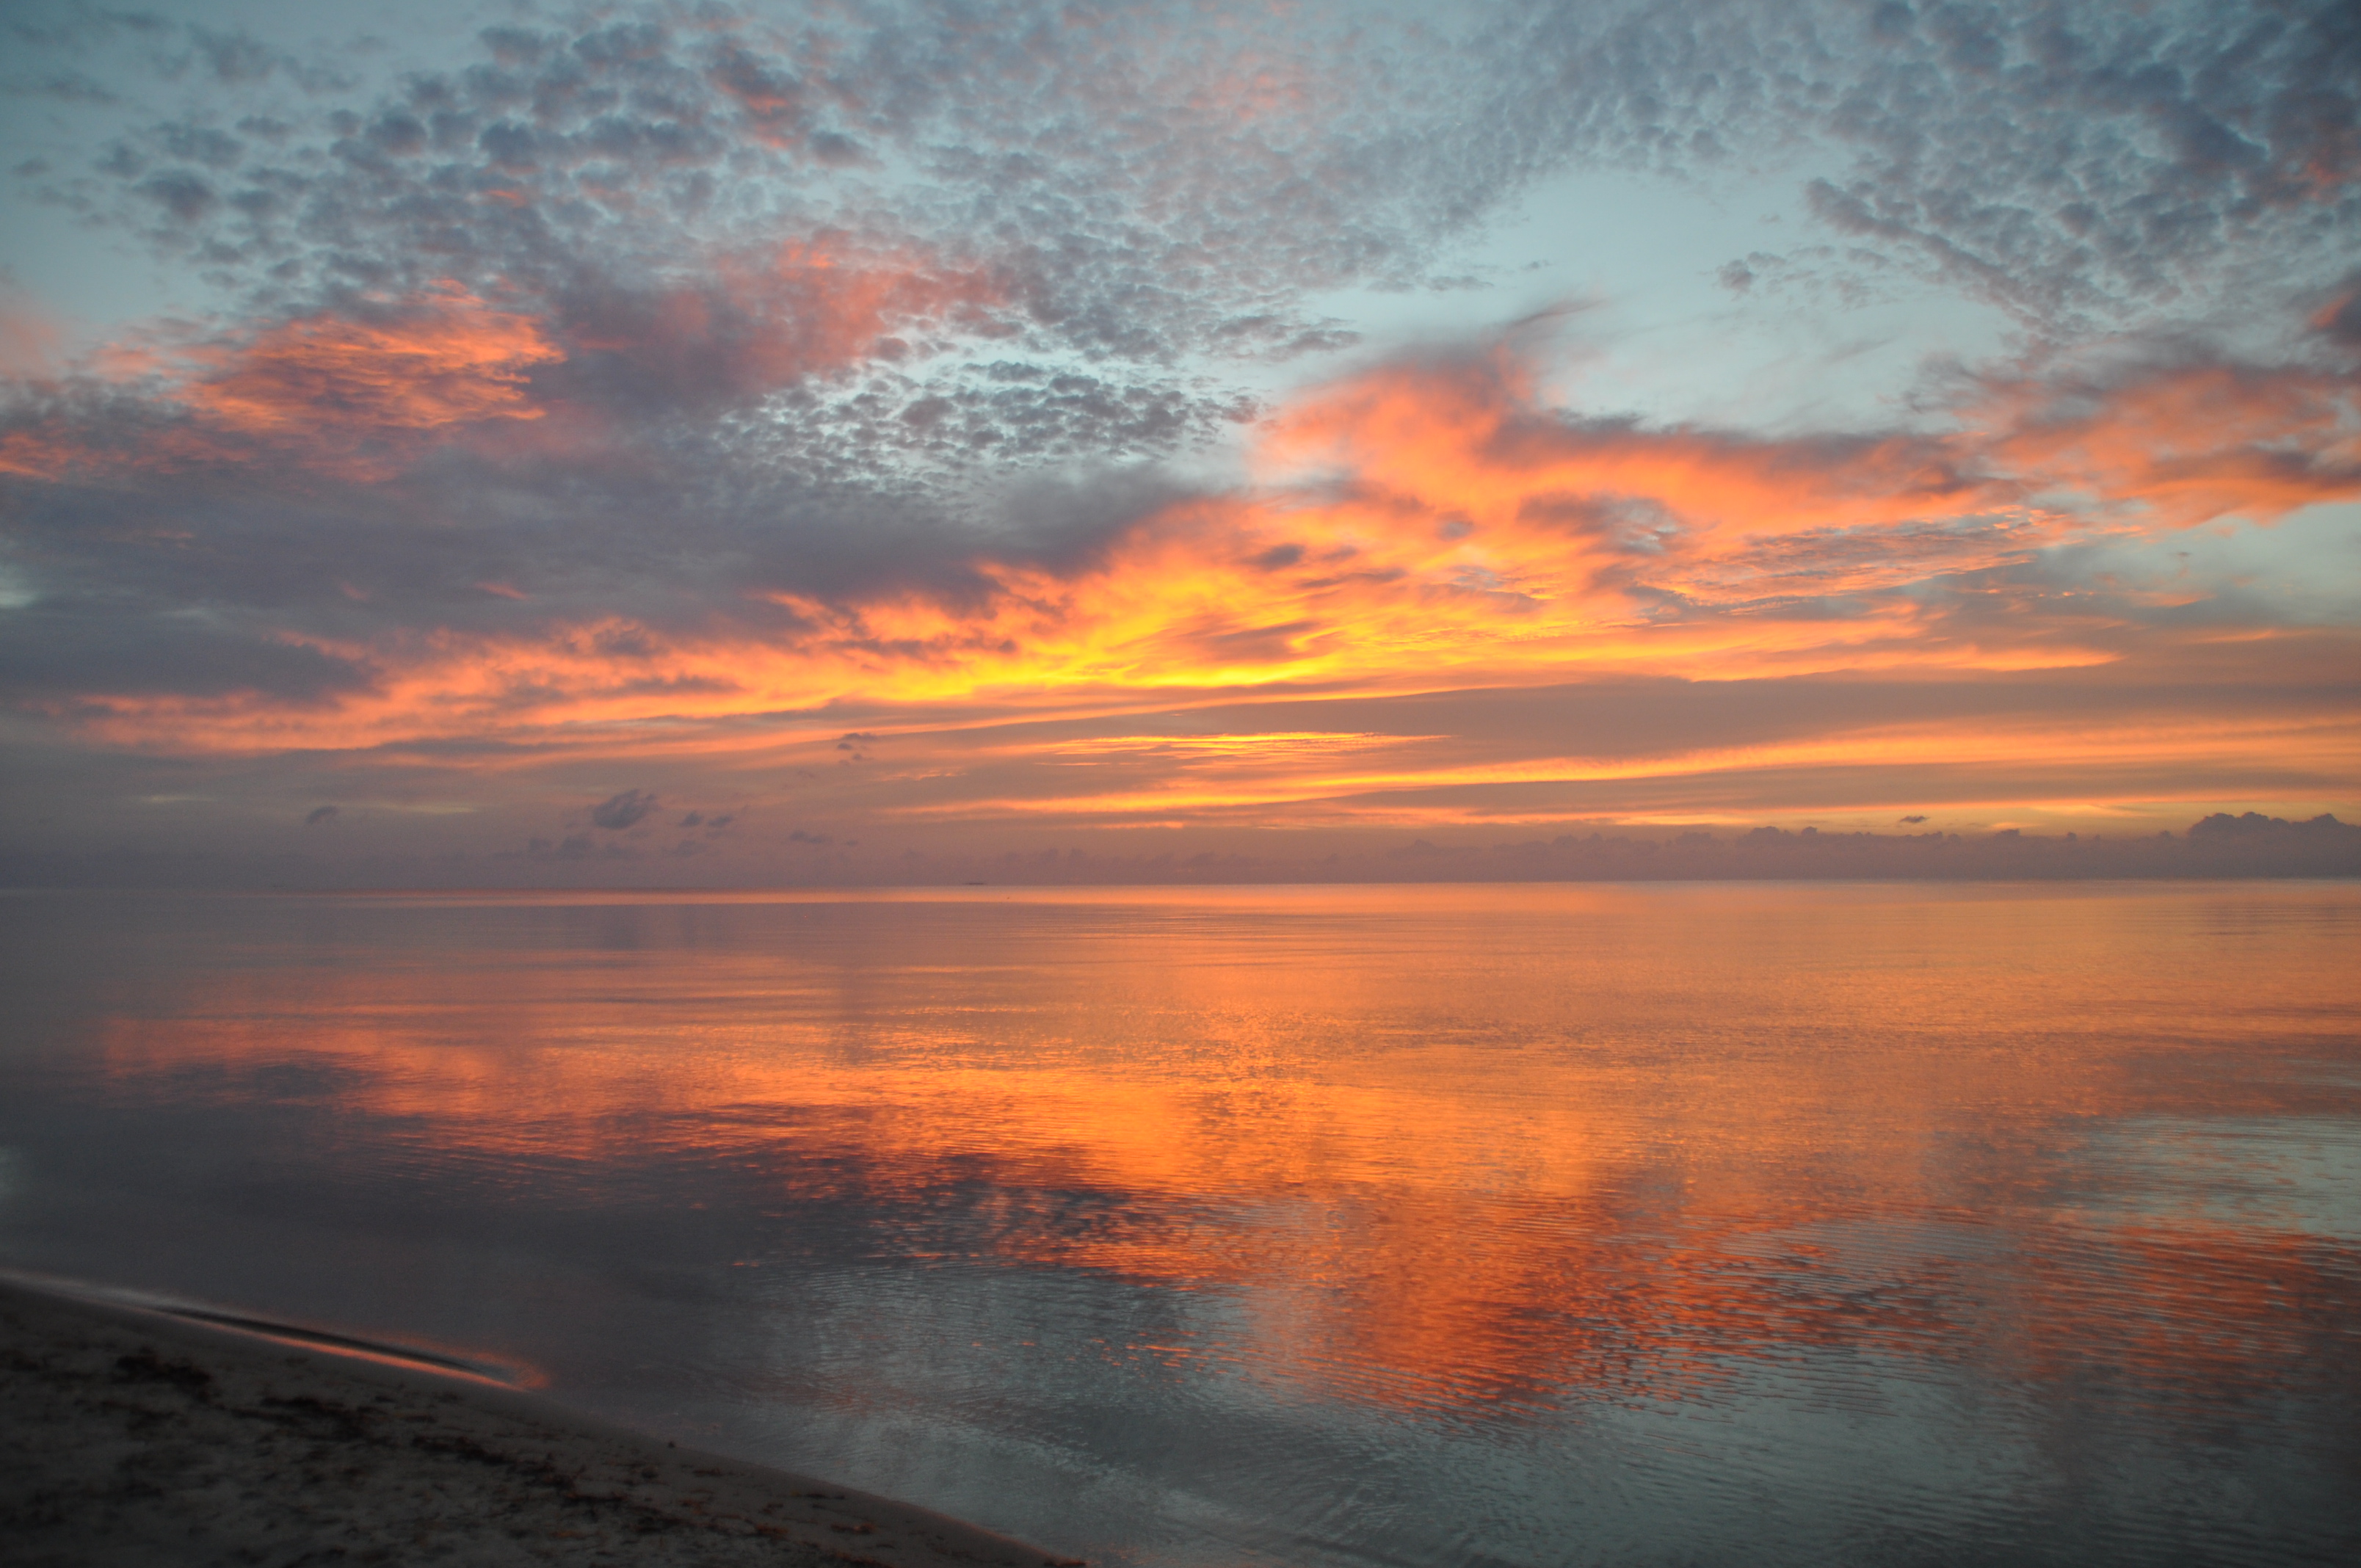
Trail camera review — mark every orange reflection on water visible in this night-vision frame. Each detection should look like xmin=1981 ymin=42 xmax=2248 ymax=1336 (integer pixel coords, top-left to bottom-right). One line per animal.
xmin=88 ymin=885 xmax=2361 ymax=1420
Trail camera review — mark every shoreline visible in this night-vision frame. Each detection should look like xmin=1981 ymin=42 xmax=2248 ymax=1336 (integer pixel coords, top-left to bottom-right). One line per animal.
xmin=0 ymin=1275 xmax=1070 ymax=1567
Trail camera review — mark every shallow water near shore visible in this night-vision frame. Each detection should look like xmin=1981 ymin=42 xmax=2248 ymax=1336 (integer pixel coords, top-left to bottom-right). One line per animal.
xmin=1 ymin=882 xmax=2357 ymax=1567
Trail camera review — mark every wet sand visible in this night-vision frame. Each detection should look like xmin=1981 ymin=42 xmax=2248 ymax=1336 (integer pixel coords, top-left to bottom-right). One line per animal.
xmin=0 ymin=1278 xmax=1070 ymax=1567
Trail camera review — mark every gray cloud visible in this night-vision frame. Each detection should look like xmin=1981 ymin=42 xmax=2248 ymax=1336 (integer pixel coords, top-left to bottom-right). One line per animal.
xmin=186 ymin=26 xmax=277 ymax=86
xmin=589 ymin=789 xmax=657 ymax=830
xmin=21 ymin=2 xmax=2355 ymax=399
xmin=1 ymin=69 xmax=120 ymax=104
xmin=1373 ymin=814 xmax=2361 ymax=883
xmin=1716 ymin=1 xmax=2359 ymax=326
xmin=16 ymin=813 xmax=2349 ymax=891
xmin=0 ymin=602 xmax=379 ymax=705
xmin=9 ymin=4 xmax=1539 ymax=395
xmin=1 ymin=4 xmax=171 ymax=51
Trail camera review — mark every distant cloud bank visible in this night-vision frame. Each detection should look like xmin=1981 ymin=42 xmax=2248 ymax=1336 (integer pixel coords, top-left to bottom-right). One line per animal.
xmin=2 ymin=814 xmax=2352 ymax=890
xmin=1377 ymin=813 xmax=2361 ymax=883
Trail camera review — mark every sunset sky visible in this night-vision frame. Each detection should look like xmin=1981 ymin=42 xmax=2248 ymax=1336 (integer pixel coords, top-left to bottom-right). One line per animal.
xmin=1 ymin=0 xmax=2356 ymax=885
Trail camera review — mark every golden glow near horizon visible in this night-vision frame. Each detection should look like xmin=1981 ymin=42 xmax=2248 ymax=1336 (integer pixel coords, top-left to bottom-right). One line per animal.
xmin=14 ymin=324 xmax=2349 ymax=849
xmin=29 ymin=341 xmax=2353 ymax=725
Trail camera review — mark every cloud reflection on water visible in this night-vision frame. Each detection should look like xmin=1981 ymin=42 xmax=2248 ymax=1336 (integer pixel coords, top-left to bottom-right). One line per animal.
xmin=55 ymin=886 xmax=2358 ymax=1460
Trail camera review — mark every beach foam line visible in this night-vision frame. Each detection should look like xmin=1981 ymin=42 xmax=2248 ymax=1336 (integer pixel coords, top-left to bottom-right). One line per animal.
xmin=0 ymin=1266 xmax=532 ymax=1385
xmin=0 ymin=1272 xmax=1082 ymax=1567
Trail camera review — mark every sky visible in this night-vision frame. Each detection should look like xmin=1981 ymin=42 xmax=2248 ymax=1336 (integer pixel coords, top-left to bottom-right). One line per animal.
xmin=1 ymin=0 xmax=2356 ymax=886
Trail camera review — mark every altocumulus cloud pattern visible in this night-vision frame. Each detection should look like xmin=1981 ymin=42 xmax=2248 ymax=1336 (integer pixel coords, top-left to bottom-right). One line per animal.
xmin=0 ymin=0 xmax=2355 ymax=885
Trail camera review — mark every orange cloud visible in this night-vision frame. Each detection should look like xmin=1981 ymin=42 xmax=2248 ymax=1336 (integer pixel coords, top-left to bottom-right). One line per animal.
xmin=1974 ymin=360 xmax=2361 ymax=531
xmin=0 ymin=294 xmax=64 ymax=380
xmin=0 ymin=426 xmax=81 ymax=482
xmin=1263 ymin=350 xmax=1989 ymax=549
xmin=25 ymin=344 xmax=2361 ymax=777
xmin=0 ymin=285 xmax=562 ymax=484
xmin=182 ymin=284 xmax=560 ymax=441
xmin=1 ymin=244 xmax=1002 ymax=484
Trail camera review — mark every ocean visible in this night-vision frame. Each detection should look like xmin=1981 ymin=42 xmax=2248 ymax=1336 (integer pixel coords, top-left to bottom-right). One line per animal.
xmin=1 ymin=883 xmax=2354 ymax=1566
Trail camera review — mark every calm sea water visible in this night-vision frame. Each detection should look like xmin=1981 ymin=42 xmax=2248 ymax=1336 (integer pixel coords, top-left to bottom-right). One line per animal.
xmin=1 ymin=884 xmax=2356 ymax=1566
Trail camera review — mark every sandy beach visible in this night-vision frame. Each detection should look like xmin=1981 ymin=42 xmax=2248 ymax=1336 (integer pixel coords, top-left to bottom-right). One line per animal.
xmin=0 ymin=1277 xmax=1069 ymax=1567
